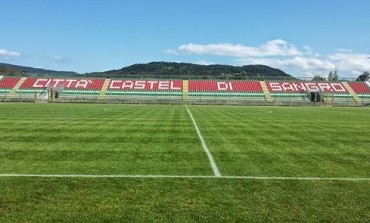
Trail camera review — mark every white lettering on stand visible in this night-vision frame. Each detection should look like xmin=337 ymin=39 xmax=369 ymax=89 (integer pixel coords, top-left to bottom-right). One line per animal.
xmin=217 ymin=82 xmax=233 ymax=91
xmin=32 ymin=79 xmax=94 ymax=89
xmin=108 ymin=80 xmax=181 ymax=90
xmin=268 ymin=82 xmax=347 ymax=93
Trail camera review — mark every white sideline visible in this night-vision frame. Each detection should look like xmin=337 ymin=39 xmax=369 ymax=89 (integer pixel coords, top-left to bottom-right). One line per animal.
xmin=0 ymin=174 xmax=369 ymax=181
xmin=185 ymin=105 xmax=221 ymax=177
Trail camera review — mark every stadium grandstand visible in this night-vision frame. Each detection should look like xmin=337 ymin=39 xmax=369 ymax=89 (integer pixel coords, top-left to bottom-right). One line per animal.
xmin=1 ymin=75 xmax=370 ymax=106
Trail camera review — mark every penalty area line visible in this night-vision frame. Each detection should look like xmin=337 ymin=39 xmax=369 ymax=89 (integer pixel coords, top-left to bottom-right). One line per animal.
xmin=185 ymin=105 xmax=221 ymax=177
xmin=0 ymin=174 xmax=369 ymax=181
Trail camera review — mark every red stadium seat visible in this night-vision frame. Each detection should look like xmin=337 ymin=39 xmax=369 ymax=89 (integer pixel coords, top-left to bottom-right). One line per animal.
xmin=188 ymin=80 xmax=262 ymax=93
xmin=0 ymin=77 xmax=21 ymax=89
xmin=348 ymin=82 xmax=370 ymax=94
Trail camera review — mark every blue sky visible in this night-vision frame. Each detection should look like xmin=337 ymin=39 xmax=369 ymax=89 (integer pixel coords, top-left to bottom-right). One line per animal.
xmin=1 ymin=0 xmax=370 ymax=77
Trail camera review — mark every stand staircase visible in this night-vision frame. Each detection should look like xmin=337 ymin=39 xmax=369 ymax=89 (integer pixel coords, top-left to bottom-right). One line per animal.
xmin=259 ymin=81 xmax=273 ymax=103
xmin=6 ymin=77 xmax=27 ymax=99
xmin=98 ymin=79 xmax=111 ymax=100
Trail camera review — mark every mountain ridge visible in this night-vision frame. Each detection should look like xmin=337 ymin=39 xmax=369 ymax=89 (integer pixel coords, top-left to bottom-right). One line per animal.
xmin=0 ymin=63 xmax=78 ymax=76
xmin=88 ymin=61 xmax=292 ymax=78
xmin=1 ymin=61 xmax=292 ymax=78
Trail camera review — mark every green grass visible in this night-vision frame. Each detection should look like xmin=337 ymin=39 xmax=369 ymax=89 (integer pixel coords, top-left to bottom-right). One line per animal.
xmin=191 ymin=106 xmax=370 ymax=177
xmin=0 ymin=104 xmax=211 ymax=175
xmin=0 ymin=103 xmax=369 ymax=222
xmin=1 ymin=178 xmax=369 ymax=222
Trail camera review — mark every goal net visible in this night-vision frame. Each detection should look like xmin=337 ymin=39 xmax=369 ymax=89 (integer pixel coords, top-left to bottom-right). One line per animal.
xmin=35 ymin=86 xmax=65 ymax=103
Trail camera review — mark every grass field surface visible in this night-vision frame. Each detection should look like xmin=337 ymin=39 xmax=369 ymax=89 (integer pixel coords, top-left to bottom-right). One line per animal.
xmin=0 ymin=103 xmax=369 ymax=222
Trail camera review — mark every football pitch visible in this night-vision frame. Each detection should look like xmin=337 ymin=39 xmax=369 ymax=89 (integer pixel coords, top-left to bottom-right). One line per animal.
xmin=0 ymin=103 xmax=369 ymax=222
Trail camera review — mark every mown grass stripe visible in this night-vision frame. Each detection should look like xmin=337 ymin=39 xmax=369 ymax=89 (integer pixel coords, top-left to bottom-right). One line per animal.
xmin=185 ymin=105 xmax=221 ymax=177
xmin=0 ymin=174 xmax=369 ymax=181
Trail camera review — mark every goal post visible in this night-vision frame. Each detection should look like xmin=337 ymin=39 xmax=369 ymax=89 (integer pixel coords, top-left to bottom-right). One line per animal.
xmin=35 ymin=86 xmax=64 ymax=103
xmin=306 ymin=89 xmax=324 ymax=103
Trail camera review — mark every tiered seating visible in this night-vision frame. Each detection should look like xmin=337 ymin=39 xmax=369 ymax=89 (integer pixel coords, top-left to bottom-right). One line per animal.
xmin=349 ymin=82 xmax=370 ymax=93
xmin=188 ymin=80 xmax=264 ymax=100
xmin=2 ymin=75 xmax=370 ymax=105
xmin=267 ymin=81 xmax=348 ymax=92
xmin=0 ymin=77 xmax=21 ymax=89
xmin=16 ymin=77 xmax=105 ymax=99
xmin=105 ymin=79 xmax=183 ymax=99
xmin=349 ymin=82 xmax=370 ymax=104
xmin=0 ymin=77 xmax=21 ymax=95
xmin=266 ymin=81 xmax=352 ymax=103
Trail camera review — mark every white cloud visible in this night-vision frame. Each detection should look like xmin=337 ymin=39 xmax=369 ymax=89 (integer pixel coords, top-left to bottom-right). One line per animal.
xmin=240 ymin=52 xmax=370 ymax=77
xmin=261 ymin=39 xmax=301 ymax=57
xmin=0 ymin=48 xmax=21 ymax=58
xmin=193 ymin=60 xmax=215 ymax=65
xmin=237 ymin=57 xmax=337 ymax=77
xmin=52 ymin=56 xmax=71 ymax=63
xmin=329 ymin=52 xmax=370 ymax=74
xmin=168 ymin=39 xmax=301 ymax=57
xmin=167 ymin=39 xmax=370 ymax=78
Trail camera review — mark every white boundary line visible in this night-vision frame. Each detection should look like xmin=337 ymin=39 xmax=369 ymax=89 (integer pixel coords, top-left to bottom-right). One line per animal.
xmin=0 ymin=174 xmax=369 ymax=181
xmin=185 ymin=105 xmax=221 ymax=177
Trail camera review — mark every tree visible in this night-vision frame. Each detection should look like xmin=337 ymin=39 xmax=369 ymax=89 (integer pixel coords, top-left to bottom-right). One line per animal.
xmin=333 ymin=71 xmax=339 ymax=81
xmin=356 ymin=72 xmax=370 ymax=81
xmin=327 ymin=70 xmax=339 ymax=81
xmin=312 ymin=75 xmax=326 ymax=81
xmin=0 ymin=67 xmax=21 ymax=76
xmin=327 ymin=71 xmax=334 ymax=81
